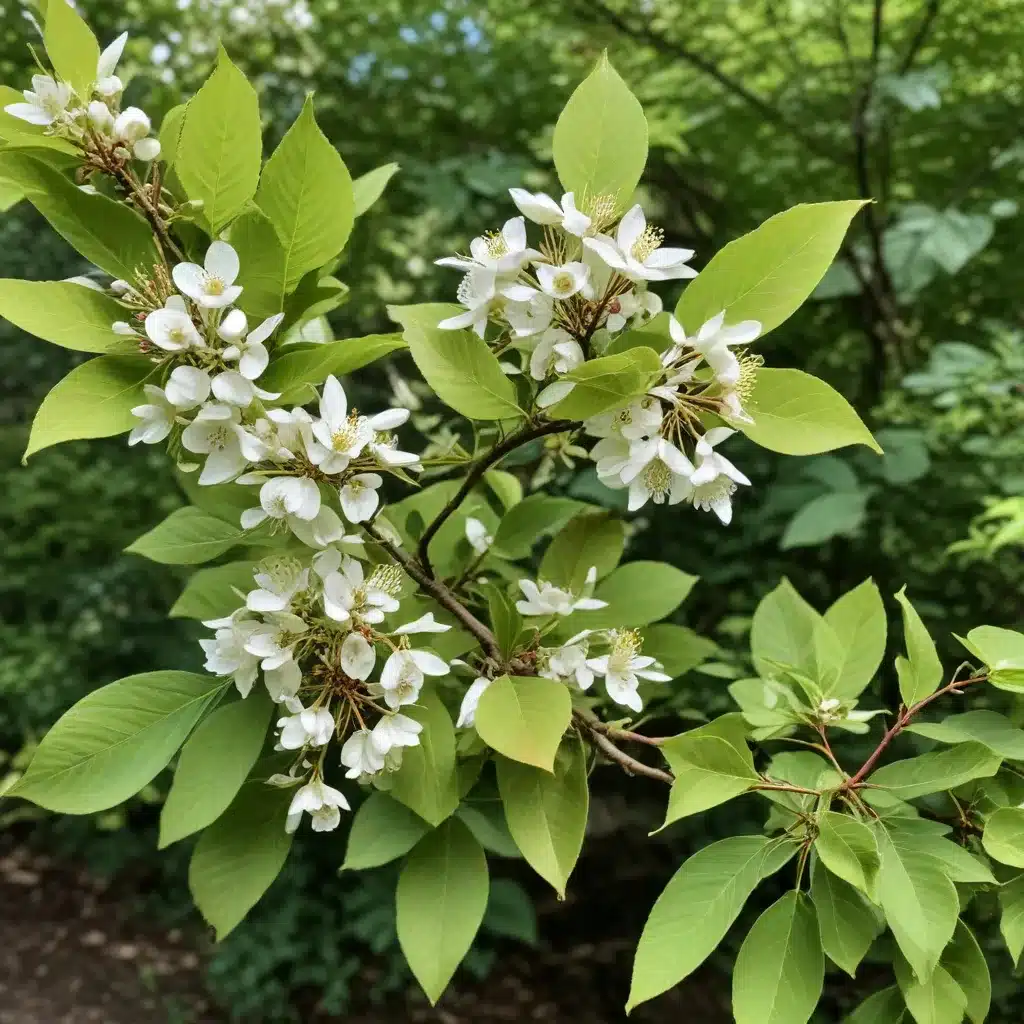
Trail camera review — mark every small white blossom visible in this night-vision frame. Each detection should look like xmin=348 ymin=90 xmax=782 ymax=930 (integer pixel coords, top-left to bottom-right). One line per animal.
xmin=619 ymin=437 xmax=696 ymax=511
xmin=289 ymin=505 xmax=346 ymax=550
xmin=128 ymin=385 xmax=176 ymax=445
xmin=508 ymin=188 xmax=591 ymax=236
xmin=172 ymin=241 xmax=243 ymax=309
xmin=308 ymin=375 xmax=374 ymax=472
xmin=210 ymin=368 xmax=280 ymax=408
xmin=277 ymin=698 xmax=333 ymax=750
xmin=286 ymin=777 xmax=350 ymax=833
xmin=668 ymin=312 xmax=761 ymax=387
xmin=246 ymin=556 xmax=308 ymax=613
xmin=241 ymin=476 xmax=322 ymax=533
xmin=164 ymin=365 xmax=212 ymax=409
xmin=200 ymin=611 xmax=261 ymax=696
xmin=219 ymin=309 xmax=284 ymax=380
xmin=182 ymin=404 xmax=267 ymax=484
xmin=5 ymin=75 xmax=72 ymax=126
xmin=676 ymin=427 xmax=751 ymax=525
xmin=505 ymin=290 xmax=554 ymax=337
xmin=145 ymin=296 xmax=203 ymax=352
xmin=587 ymin=631 xmax=670 ymax=712
xmin=338 ymin=472 xmax=382 ymax=522
xmin=437 ymin=268 xmax=499 ymax=337
xmin=340 ymin=729 xmax=385 ymax=779
xmin=340 ymin=632 xmax=376 ymax=680
xmin=245 ymin=611 xmax=309 ymax=671
xmin=379 ymin=648 xmax=449 ymax=709
xmin=322 ymin=557 xmax=401 ymax=625
xmin=457 ymin=676 xmax=493 ymax=728
xmin=371 ymin=713 xmax=423 ymax=755
xmin=464 ymin=517 xmax=493 ymax=555
xmin=529 ymin=328 xmax=584 ymax=381
xmin=542 ymin=632 xmax=595 ymax=690
xmin=516 ymin=570 xmax=607 ymax=617
xmin=535 ymin=261 xmax=590 ymax=300
xmin=606 ymin=288 xmax=662 ymax=332
xmin=584 ymin=205 xmax=697 ymax=282
xmin=436 ymin=216 xmax=540 ymax=275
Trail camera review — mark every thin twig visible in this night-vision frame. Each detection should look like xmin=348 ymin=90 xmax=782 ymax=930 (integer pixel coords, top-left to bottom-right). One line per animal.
xmin=898 ymin=0 xmax=942 ymax=74
xmin=574 ymin=712 xmax=674 ymax=785
xmin=585 ymin=717 xmax=666 ymax=747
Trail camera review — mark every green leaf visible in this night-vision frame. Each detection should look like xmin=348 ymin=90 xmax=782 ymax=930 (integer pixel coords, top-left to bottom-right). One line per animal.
xmin=740 ymin=368 xmax=881 ymax=456
xmin=158 ymin=102 xmax=187 ymax=168
xmin=958 ymin=625 xmax=1024 ymax=691
xmin=24 ymin=354 xmax=155 ymax=460
xmin=906 ymin=710 xmax=1024 ymax=759
xmin=259 ymin=334 xmax=406 ymax=401
xmin=10 ymin=672 xmax=227 ymax=814
xmin=256 ymin=96 xmax=354 ymax=288
xmin=456 ymin=800 xmax=521 ymax=858
xmin=814 ymin=811 xmax=880 ymax=895
xmin=781 ymin=490 xmax=868 ymax=549
xmin=571 ymin=561 xmax=698 ymax=630
xmin=674 ymin=200 xmax=868 ymax=337
xmin=640 ymin=624 xmax=716 ymax=679
xmin=0 ymin=279 xmax=126 ymax=353
xmin=550 ymin=348 xmax=661 ymax=420
xmin=810 ymin=859 xmax=881 ymax=977
xmin=942 ymin=921 xmax=990 ymax=1024
xmin=487 ymin=588 xmax=522 ymax=659
xmin=885 ymin=819 xmax=996 ymax=885
xmin=496 ymin=735 xmax=589 ymax=897
xmin=999 ymin=873 xmax=1024 ymax=966
xmin=628 ymin=835 xmax=795 ymax=1010
xmin=475 ymin=675 xmax=571 ymax=772
xmin=390 ymin=687 xmax=460 ymax=826
xmin=894 ymin=587 xmax=944 ymax=707
xmin=874 ymin=822 xmax=959 ymax=981
xmin=483 ymin=878 xmax=538 ymax=946
xmin=159 ymin=692 xmax=273 ymax=848
xmin=352 ymin=162 xmax=399 ymax=216
xmin=869 ymin=743 xmax=1000 ymax=801
xmin=843 ymin=987 xmax=907 ymax=1024
xmin=750 ymin=578 xmax=821 ymax=679
xmin=0 ymin=152 xmax=158 ymax=279
xmin=342 ymin=791 xmax=429 ymax=870
xmin=895 ymin=958 xmax=966 ymax=1024
xmin=539 ymin=512 xmax=624 ymax=591
xmin=126 ymin=506 xmax=243 ymax=566
xmin=170 ymin=560 xmax=256 ymax=620
xmin=493 ymin=495 xmax=590 ymax=559
xmin=732 ymin=891 xmax=824 ymax=1024
xmin=824 ymin=579 xmax=887 ymax=699
xmin=407 ymin=324 xmax=522 ymax=421
xmin=44 ymin=0 xmax=100 ymax=95
xmin=484 ymin=469 xmax=522 ymax=510
xmin=176 ymin=46 xmax=262 ymax=232
xmin=552 ymin=52 xmax=648 ymax=209
xmin=396 ymin=816 xmax=489 ymax=1005
xmin=982 ymin=807 xmax=1024 ymax=868
xmin=189 ymin=781 xmax=293 ymax=940
xmin=230 ymin=206 xmax=288 ymax=319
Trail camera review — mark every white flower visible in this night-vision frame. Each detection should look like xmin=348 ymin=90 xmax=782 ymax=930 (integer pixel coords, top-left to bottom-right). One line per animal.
xmin=322 ymin=557 xmax=401 ymax=625
xmin=286 ymin=777 xmax=350 ymax=833
xmin=584 ymin=205 xmax=697 ymax=282
xmin=246 ymin=611 xmax=309 ymax=670
xmin=5 ymin=75 xmax=72 ymax=126
xmin=210 ymin=368 xmax=280 ymax=408
xmin=438 ymin=268 xmax=499 ymax=337
xmin=182 ymin=404 xmax=266 ymax=485
xmin=542 ymin=632 xmax=595 ymax=690
xmin=264 ymin=660 xmax=302 ymax=703
xmin=585 ymin=396 xmax=663 ymax=442
xmin=340 ymin=632 xmax=376 ymax=680
xmin=619 ymin=437 xmax=696 ymax=511
xmin=668 ymin=312 xmax=761 ymax=386
xmin=278 ymin=701 xmax=333 ymax=750
xmin=133 ymin=137 xmax=161 ymax=162
xmin=676 ymin=427 xmax=751 ymax=525
xmin=247 ymin=556 xmax=308 ymax=613
xmin=505 ymin=290 xmax=554 ymax=337
xmin=508 ymin=188 xmax=591 ymax=236
xmin=289 ymin=506 xmax=346 ymax=550
xmin=145 ymin=296 xmax=203 ymax=352
xmin=379 ymin=648 xmax=449 ymax=709
xmin=371 ymin=713 xmax=423 ymax=755
xmin=464 ymin=517 xmax=493 ymax=555
xmin=113 ymin=106 xmax=150 ymax=143
xmin=535 ymin=261 xmax=590 ymax=300
xmin=529 ymin=328 xmax=584 ymax=381
xmin=587 ymin=632 xmax=670 ymax=712
xmin=199 ymin=611 xmax=261 ymax=696
xmin=172 ymin=241 xmax=243 ymax=309
xmin=219 ymin=309 xmax=283 ymax=381
xmin=340 ymin=729 xmax=386 ymax=779
xmin=338 ymin=472 xmax=382 ymax=522
xmin=128 ymin=385 xmax=176 ymax=445
xmin=457 ymin=676 xmax=493 ymax=728
xmin=436 ymin=216 xmax=540 ymax=274
xmin=242 ymin=476 xmax=322 ymax=532
xmin=95 ymin=32 xmax=128 ymax=96
xmin=164 ymin=365 xmax=212 ymax=409
xmin=391 ymin=613 xmax=452 ymax=635
xmin=87 ymin=99 xmax=114 ymax=134
xmin=367 ymin=428 xmax=419 ymax=469
xmin=606 ymin=288 xmax=662 ymax=332
xmin=309 ymin=375 xmax=373 ymax=472
xmin=516 ymin=572 xmax=607 ymax=617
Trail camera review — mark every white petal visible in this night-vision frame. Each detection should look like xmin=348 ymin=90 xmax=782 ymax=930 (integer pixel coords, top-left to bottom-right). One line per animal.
xmin=212 ymin=370 xmax=255 ymax=406
xmin=410 ymin=650 xmax=449 ymax=676
xmin=508 ymin=188 xmax=563 ymax=224
xmin=205 ymin=240 xmax=240 ymax=284
xmin=98 ymin=31 xmax=128 ymax=78
xmin=246 ymin=312 xmax=285 ymax=346
xmin=616 ymin=205 xmax=646 ymax=250
xmin=239 ymin=342 xmax=270 ymax=380
xmin=218 ymin=308 xmax=248 ymax=341
xmin=341 ymin=633 xmax=376 ymax=680
xmin=320 ymin=375 xmax=347 ymax=425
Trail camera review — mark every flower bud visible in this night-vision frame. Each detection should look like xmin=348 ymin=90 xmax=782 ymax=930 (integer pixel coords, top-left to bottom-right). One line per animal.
xmin=113 ymin=106 xmax=151 ymax=142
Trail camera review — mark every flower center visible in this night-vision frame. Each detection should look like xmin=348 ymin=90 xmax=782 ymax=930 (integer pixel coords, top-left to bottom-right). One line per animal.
xmin=330 ymin=415 xmax=362 ymax=452
xmin=484 ymin=232 xmax=509 ymax=259
xmin=643 ymin=458 xmax=673 ymax=499
xmin=368 ymin=564 xmax=404 ymax=596
xmin=208 ymin=425 xmax=231 ymax=451
xmin=168 ymin=326 xmax=188 ymax=344
xmin=691 ymin=475 xmax=737 ymax=511
xmin=553 ymin=271 xmax=575 ymax=294
xmin=204 ymin=276 xmax=226 ymax=296
xmin=631 ymin=225 xmax=665 ymax=263
xmin=583 ymin=193 xmax=618 ymax=230
xmin=268 ymin=494 xmax=291 ymax=517
xmin=260 ymin=554 xmax=303 ymax=594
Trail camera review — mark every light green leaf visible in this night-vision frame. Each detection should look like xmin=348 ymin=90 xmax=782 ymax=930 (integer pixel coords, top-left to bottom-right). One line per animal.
xmin=999 ymin=873 xmax=1024 ymax=966
xmin=894 ymin=956 xmax=967 ymax=1024
xmin=750 ymin=578 xmax=821 ymax=679
xmin=407 ymin=324 xmax=522 ymax=421
xmin=550 ymin=348 xmax=661 ymax=420
xmin=158 ymin=102 xmax=187 ymax=168
xmin=493 ymin=495 xmax=590 ymax=559
xmin=24 ymin=354 xmax=156 ymax=461
xmin=189 ymin=781 xmax=293 ymax=940
xmin=342 ymin=791 xmax=429 ymax=871
xmin=0 ymin=152 xmax=158 ymax=279
xmin=170 ymin=560 xmax=256 ymax=620
xmin=824 ymin=579 xmax=887 ymax=699
xmin=674 ymin=200 xmax=868 ymax=337
xmin=539 ymin=512 xmax=624 ymax=591
xmin=571 ymin=561 xmax=698 ymax=630
xmin=553 ymin=52 xmax=648 ymax=209
xmin=982 ymin=807 xmax=1024 ymax=868
xmin=874 ymin=822 xmax=959 ymax=981
xmin=942 ymin=921 xmax=990 ymax=1024
xmin=176 ymin=46 xmax=262 ymax=232
xmin=814 ymin=811 xmax=880 ymax=895
xmin=353 ymin=162 xmax=399 ymax=216
xmin=126 ymin=506 xmax=243 ymax=566
xmin=781 ymin=490 xmax=868 ymax=549
xmin=906 ymin=710 xmax=1024 ymax=759
xmin=732 ymin=891 xmax=824 ymax=1024
xmin=456 ymin=801 xmax=521 ymax=859
xmin=390 ymin=687 xmax=460 ymax=826
xmin=475 ymin=675 xmax=571 ymax=772
xmin=484 ymin=469 xmax=522 ymax=510
xmin=958 ymin=625 xmax=1024 ymax=692
xmin=159 ymin=692 xmax=273 ymax=848
xmin=869 ymin=742 xmax=1000 ymax=801
xmin=885 ymin=819 xmax=996 ymax=885
xmin=894 ymin=587 xmax=944 ymax=707
xmin=10 ymin=672 xmax=227 ymax=814
xmin=230 ymin=206 xmax=288 ymax=319
xmin=496 ymin=735 xmax=588 ymax=897
xmin=487 ymin=588 xmax=522 ymax=659
xmin=0 ymin=279 xmax=125 ymax=353
xmin=44 ymin=0 xmax=100 ymax=95
xmin=843 ymin=987 xmax=907 ymax=1024
xmin=396 ymin=816 xmax=489 ymax=1005
xmin=740 ymin=368 xmax=881 ymax=455
xmin=628 ymin=835 xmax=795 ymax=1010
xmin=256 ymin=96 xmax=354 ymax=288
xmin=810 ymin=859 xmax=881 ymax=977
xmin=640 ymin=624 xmax=716 ymax=679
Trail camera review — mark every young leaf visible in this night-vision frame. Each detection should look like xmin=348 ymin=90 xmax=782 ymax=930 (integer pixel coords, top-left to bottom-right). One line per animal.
xmin=906 ymin=710 xmax=1024 ymax=759
xmin=159 ymin=692 xmax=273 ymax=848
xmin=352 ymin=161 xmax=400 ymax=217
xmin=958 ymin=625 xmax=1024 ymax=692
xmin=823 ymin=578 xmax=887 ymax=698
xmin=176 ymin=46 xmax=262 ymax=232
xmin=549 ymin=349 xmax=661 ymax=420
xmin=814 ymin=810 xmax=880 ymax=895
xmin=396 ymin=816 xmax=489 ymax=1005
xmin=9 ymin=672 xmax=227 ymax=813
xmin=894 ymin=956 xmax=967 ymax=1024
xmin=170 ymin=560 xmax=256 ymax=620
xmin=640 ymin=624 xmax=717 ymax=679
xmin=999 ymin=872 xmax=1024 ymax=966
xmin=893 ymin=587 xmax=944 ymax=707
xmin=869 ymin=742 xmax=1000 ymax=801
xmin=572 ymin=561 xmax=698 ymax=630
xmin=750 ymin=578 xmax=821 ymax=679
xmin=342 ymin=791 xmax=429 ymax=871
xmin=674 ymin=200 xmax=868 ymax=337
xmin=982 ymin=807 xmax=1024 ymax=868
xmin=24 ymin=354 xmax=156 ymax=460
xmin=230 ymin=206 xmax=288 ymax=319
xmin=406 ymin=324 xmax=522 ymax=421
xmin=810 ymin=859 xmax=881 ymax=977
xmin=552 ymin=53 xmax=648 ymax=209
xmin=189 ymin=781 xmax=293 ymax=940
xmin=389 ymin=687 xmax=460 ymax=826
xmin=732 ymin=891 xmax=824 ymax=1024
xmin=628 ymin=836 xmax=795 ymax=1011
xmin=256 ymin=96 xmax=354 ymax=288
xmin=487 ymin=587 xmax=522 ymax=659
xmin=493 ymin=495 xmax=591 ymax=559
xmin=475 ymin=675 xmax=571 ymax=772
xmin=126 ymin=506 xmax=244 ymax=566
xmin=942 ymin=921 xmax=991 ymax=1024
xmin=660 ymin=731 xmax=757 ymax=828
xmin=44 ymin=0 xmax=100 ymax=95
xmin=740 ymin=368 xmax=881 ymax=455
xmin=539 ymin=512 xmax=624 ymax=590
xmin=259 ymin=334 xmax=407 ymax=399
xmin=496 ymin=735 xmax=589 ymax=897
xmin=0 ymin=280 xmax=125 ymax=353
xmin=843 ymin=987 xmax=907 ymax=1024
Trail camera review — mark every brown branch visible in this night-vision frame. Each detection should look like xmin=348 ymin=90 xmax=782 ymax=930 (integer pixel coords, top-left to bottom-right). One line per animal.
xmin=575 ymin=712 xmax=674 ymax=784
xmin=898 ymin=0 xmax=942 ymax=74
xmin=416 ymin=418 xmax=576 ymax=576
xmin=585 ymin=717 xmax=666 ymax=747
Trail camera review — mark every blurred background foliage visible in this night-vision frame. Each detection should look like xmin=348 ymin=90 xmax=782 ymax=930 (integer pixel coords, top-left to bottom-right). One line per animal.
xmin=0 ymin=0 xmax=1021 ymax=1019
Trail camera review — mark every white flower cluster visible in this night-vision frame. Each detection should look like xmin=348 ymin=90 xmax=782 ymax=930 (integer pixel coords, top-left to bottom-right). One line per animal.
xmin=5 ymin=33 xmax=161 ymax=161
xmin=200 ymin=552 xmax=453 ymax=833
